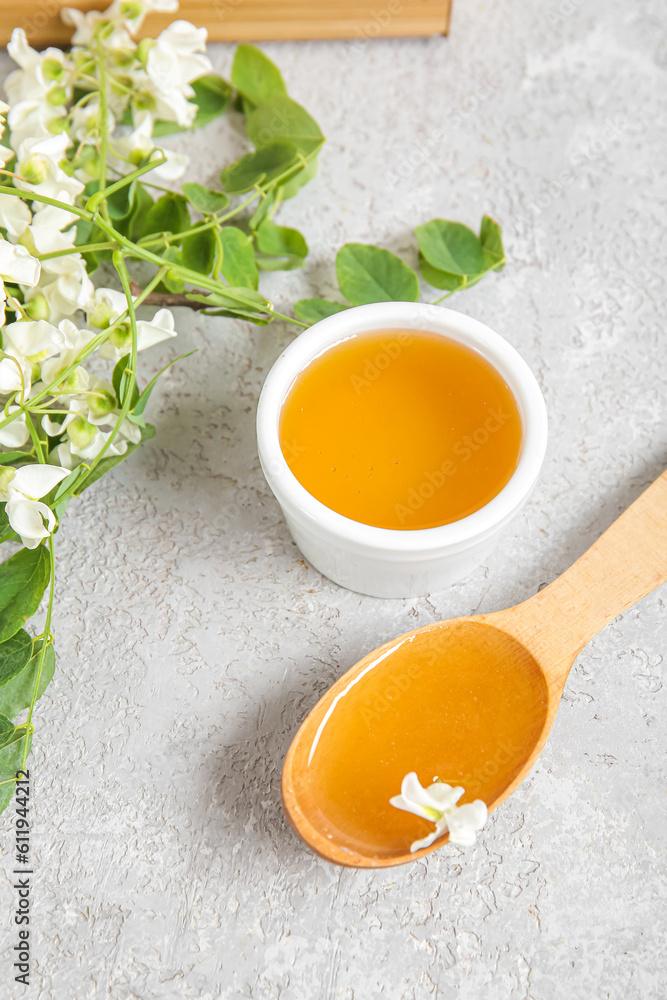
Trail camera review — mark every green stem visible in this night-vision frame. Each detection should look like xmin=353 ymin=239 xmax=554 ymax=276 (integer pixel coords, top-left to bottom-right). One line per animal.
xmin=25 ymin=414 xmax=45 ymax=463
xmin=37 ymin=241 xmax=117 ymax=261
xmin=0 ymin=185 xmax=93 ymax=221
xmin=0 ymin=270 xmax=166 ymax=435
xmin=21 ymin=537 xmax=56 ymax=770
xmin=95 ymin=41 xmax=111 ymax=223
xmin=85 ymin=154 xmax=167 ymax=213
xmin=432 ymin=289 xmax=458 ymax=305
xmin=137 ymin=192 xmax=258 ymax=248
xmin=74 ymin=252 xmax=139 ymax=487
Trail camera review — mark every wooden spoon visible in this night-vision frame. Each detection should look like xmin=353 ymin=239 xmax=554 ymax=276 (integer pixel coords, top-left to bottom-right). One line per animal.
xmin=282 ymin=471 xmax=667 ymax=868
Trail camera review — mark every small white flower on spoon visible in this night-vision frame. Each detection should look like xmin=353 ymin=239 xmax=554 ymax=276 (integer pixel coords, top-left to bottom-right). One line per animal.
xmin=390 ymin=772 xmax=488 ymax=852
xmin=0 ymin=463 xmax=69 ymax=548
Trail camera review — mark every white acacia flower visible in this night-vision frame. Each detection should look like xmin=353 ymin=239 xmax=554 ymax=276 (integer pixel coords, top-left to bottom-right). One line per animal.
xmin=0 ymin=239 xmax=41 ymax=325
xmin=0 ymin=192 xmax=32 ymax=239
xmin=0 ymin=463 xmax=69 ymax=548
xmin=85 ymin=286 xmax=129 ymax=329
xmin=55 ymin=407 xmax=141 ymax=468
xmin=0 ymin=239 xmax=41 ymax=285
xmin=15 ymin=133 xmax=84 ymax=204
xmin=0 ymin=100 xmax=13 ymax=165
xmin=69 ymin=99 xmax=115 ymax=145
xmin=3 ymin=318 xmax=69 ymax=367
xmin=109 ymin=115 xmax=188 ymax=180
xmin=26 ymin=258 xmax=95 ymax=325
xmin=390 ymin=773 xmax=488 ymax=852
xmin=6 ymin=31 xmax=70 ymax=106
xmin=0 ymin=405 xmax=30 ymax=449
xmin=5 ymin=99 xmax=52 ymax=150
xmin=40 ymin=319 xmax=96 ymax=391
xmin=98 ymin=306 xmax=177 ymax=360
xmin=146 ymin=21 xmax=211 ymax=92
xmin=60 ymin=7 xmax=133 ymax=48
xmin=108 ymin=0 xmax=179 ymax=35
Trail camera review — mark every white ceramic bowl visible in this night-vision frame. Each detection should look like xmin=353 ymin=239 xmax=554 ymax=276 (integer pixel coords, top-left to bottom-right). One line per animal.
xmin=256 ymin=302 xmax=547 ymax=598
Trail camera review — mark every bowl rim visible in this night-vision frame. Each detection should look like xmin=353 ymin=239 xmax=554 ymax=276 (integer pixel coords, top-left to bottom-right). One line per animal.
xmin=256 ymin=302 xmax=548 ymax=555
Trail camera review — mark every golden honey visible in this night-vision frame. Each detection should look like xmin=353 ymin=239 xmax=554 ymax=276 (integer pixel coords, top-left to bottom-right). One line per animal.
xmin=280 ymin=329 xmax=522 ymax=530
xmin=299 ymin=622 xmax=548 ymax=859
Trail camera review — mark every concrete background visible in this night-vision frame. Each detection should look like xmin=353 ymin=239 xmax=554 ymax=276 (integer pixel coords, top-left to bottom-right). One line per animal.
xmin=1 ymin=0 xmax=666 ymax=996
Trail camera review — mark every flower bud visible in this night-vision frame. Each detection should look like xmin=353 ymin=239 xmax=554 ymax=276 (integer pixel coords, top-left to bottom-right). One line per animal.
xmin=88 ymin=389 xmax=116 ymax=419
xmin=0 ymin=467 xmax=16 ymax=496
xmin=113 ymin=49 xmax=136 ymax=68
xmin=18 ymin=230 xmax=38 ymax=256
xmin=136 ymin=38 xmax=156 ymax=65
xmin=18 ymin=154 xmax=48 ymax=185
xmin=67 ymin=415 xmax=97 ymax=449
xmin=24 ymin=294 xmax=50 ymax=322
xmin=88 ymin=299 xmax=113 ymax=329
xmin=109 ymin=323 xmax=132 ymax=351
xmin=47 ymin=86 xmax=68 ymax=107
xmin=42 ymin=57 xmax=65 ymax=82
xmin=47 ymin=115 xmax=70 ymax=134
xmin=120 ymin=0 xmax=144 ymax=19
xmin=73 ymin=52 xmax=95 ymax=75
xmin=133 ymin=91 xmax=156 ymax=113
xmin=56 ymin=367 xmax=86 ymax=394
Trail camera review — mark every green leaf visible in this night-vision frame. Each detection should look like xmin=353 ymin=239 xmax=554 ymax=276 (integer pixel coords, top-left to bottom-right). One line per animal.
xmin=0 ymin=547 xmax=50 ymax=644
xmin=0 ymin=713 xmax=15 ymax=750
xmin=293 ymin=299 xmax=349 ymax=325
xmin=112 ymin=355 xmax=140 ymax=409
xmin=181 ymin=183 xmax=229 ymax=215
xmin=0 ymin=642 xmax=55 ymax=721
xmin=78 ymin=423 xmax=156 ymax=493
xmin=480 ymin=214 xmax=505 ymax=271
xmin=0 ymin=729 xmax=30 ymax=814
xmin=256 ymin=218 xmax=307 ymax=261
xmin=144 ymin=193 xmax=191 ymax=239
xmin=181 ymin=225 xmax=216 ymax=276
xmin=0 ymin=452 xmax=34 ymax=466
xmin=126 ymin=183 xmax=155 ymax=242
xmin=151 ymin=74 xmax=232 ymax=136
xmin=279 ymin=154 xmax=318 ymax=199
xmin=415 ymin=219 xmax=486 ymax=277
xmin=132 ymin=351 xmax=197 ymax=419
xmin=231 ymin=44 xmax=287 ymax=106
xmin=187 ymin=286 xmax=269 ymax=312
xmin=218 ymin=227 xmax=259 ymax=289
xmin=0 ymin=631 xmax=32 ymax=687
xmin=106 ymin=180 xmax=136 ymax=223
xmin=418 ymin=254 xmax=464 ymax=292
xmin=246 ymin=96 xmax=324 ymax=157
xmin=335 ymin=243 xmax=420 ymax=305
xmin=248 ymin=190 xmax=277 ymax=232
xmin=156 ymin=245 xmax=184 ymax=294
xmin=220 ymin=142 xmax=299 ymax=194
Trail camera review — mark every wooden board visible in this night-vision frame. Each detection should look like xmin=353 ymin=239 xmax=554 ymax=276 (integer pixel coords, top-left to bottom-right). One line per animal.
xmin=0 ymin=0 xmax=452 ymax=48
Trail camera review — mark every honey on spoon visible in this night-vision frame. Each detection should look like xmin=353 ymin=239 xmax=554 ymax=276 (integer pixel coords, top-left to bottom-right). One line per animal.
xmin=282 ymin=472 xmax=667 ymax=868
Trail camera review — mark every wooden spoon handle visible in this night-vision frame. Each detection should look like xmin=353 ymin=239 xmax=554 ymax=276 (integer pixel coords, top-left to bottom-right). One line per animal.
xmin=507 ymin=471 xmax=667 ymax=673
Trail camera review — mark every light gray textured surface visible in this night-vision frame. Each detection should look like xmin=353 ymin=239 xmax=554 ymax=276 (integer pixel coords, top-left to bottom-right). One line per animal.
xmin=2 ymin=0 xmax=667 ymax=996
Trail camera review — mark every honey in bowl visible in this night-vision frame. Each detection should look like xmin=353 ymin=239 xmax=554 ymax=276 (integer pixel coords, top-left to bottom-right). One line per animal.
xmin=279 ymin=328 xmax=523 ymax=530
xmin=295 ymin=622 xmax=549 ymax=860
